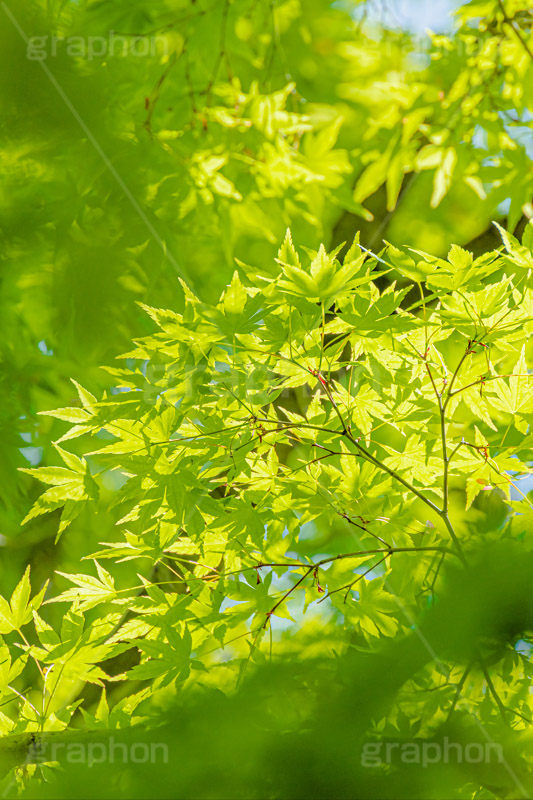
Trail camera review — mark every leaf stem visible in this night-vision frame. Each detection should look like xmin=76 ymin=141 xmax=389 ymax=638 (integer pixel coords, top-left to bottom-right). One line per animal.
xmin=497 ymin=0 xmax=533 ymax=62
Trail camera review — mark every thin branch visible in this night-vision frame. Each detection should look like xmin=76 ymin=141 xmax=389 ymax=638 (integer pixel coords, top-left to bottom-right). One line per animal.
xmin=425 ymin=359 xmax=450 ymax=514
xmin=446 ymin=661 xmax=473 ymax=721
xmin=310 ymin=370 xmax=445 ymax=519
xmin=478 ymin=652 xmax=531 ymax=725
xmin=144 ymin=50 xmax=180 ymax=134
xmin=205 ymin=0 xmax=230 ymax=105
xmin=497 ymin=0 xmax=533 ymax=62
